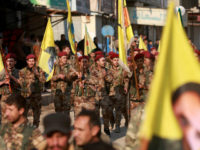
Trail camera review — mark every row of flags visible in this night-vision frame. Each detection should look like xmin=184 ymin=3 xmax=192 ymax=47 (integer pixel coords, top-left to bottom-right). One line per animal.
xmin=38 ymin=0 xmax=96 ymax=81
xmin=0 ymin=1 xmax=199 ymax=149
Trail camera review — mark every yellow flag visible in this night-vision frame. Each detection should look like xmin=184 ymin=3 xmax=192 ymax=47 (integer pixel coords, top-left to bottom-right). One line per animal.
xmin=139 ymin=35 xmax=147 ymax=51
xmin=123 ymin=0 xmax=134 ymax=43
xmin=67 ymin=0 xmax=76 ymax=54
xmin=157 ymin=40 xmax=161 ymax=52
xmin=84 ymin=25 xmax=96 ymax=56
xmin=0 ymin=53 xmax=4 ymax=73
xmin=38 ymin=18 xmax=56 ymax=81
xmin=118 ymin=0 xmax=127 ymax=66
xmin=140 ymin=2 xmax=200 ymax=141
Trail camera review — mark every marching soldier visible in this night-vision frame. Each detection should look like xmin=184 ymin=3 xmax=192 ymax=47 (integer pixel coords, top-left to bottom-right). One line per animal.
xmin=125 ymin=55 xmax=146 ymax=150
xmin=128 ymin=54 xmax=145 ymax=109
xmin=51 ymin=51 xmax=79 ymax=116
xmin=90 ymin=54 xmax=113 ymax=135
xmin=71 ymin=56 xmax=97 ymax=116
xmin=0 ymin=53 xmax=20 ymax=124
xmin=142 ymin=51 xmax=154 ymax=100
xmin=19 ymin=54 xmax=45 ymax=127
xmin=106 ymin=53 xmax=129 ymax=133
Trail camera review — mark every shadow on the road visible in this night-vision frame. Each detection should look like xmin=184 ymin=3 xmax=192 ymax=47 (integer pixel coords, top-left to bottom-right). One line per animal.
xmin=110 ymin=126 xmax=127 ymax=142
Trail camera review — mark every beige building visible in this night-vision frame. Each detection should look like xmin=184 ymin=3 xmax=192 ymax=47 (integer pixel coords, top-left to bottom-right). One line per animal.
xmin=127 ymin=0 xmax=200 ymax=48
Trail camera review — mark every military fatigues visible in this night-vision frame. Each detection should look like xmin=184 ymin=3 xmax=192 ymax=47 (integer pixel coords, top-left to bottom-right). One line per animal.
xmin=19 ymin=67 xmax=45 ymax=127
xmin=89 ymin=58 xmax=95 ymax=69
xmin=90 ymin=67 xmax=112 ymax=130
xmin=125 ymin=103 xmax=145 ymax=150
xmin=71 ymin=69 xmax=97 ymax=117
xmin=51 ymin=63 xmax=77 ymax=115
xmin=0 ymin=120 xmax=45 ymax=150
xmin=128 ymin=67 xmax=146 ymax=111
xmin=68 ymin=55 xmax=76 ymax=69
xmin=106 ymin=66 xmax=129 ymax=128
xmin=128 ymin=68 xmax=138 ymax=100
xmin=139 ymin=65 xmax=153 ymax=101
xmin=0 ymin=68 xmax=20 ymax=124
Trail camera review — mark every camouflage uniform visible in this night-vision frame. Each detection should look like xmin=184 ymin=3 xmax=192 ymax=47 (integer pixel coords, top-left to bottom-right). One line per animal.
xmin=89 ymin=57 xmax=95 ymax=69
xmin=51 ymin=63 xmax=77 ymax=115
xmin=128 ymin=68 xmax=138 ymax=101
xmin=90 ymin=67 xmax=112 ymax=130
xmin=67 ymin=55 xmax=76 ymax=68
xmin=19 ymin=66 xmax=45 ymax=127
xmin=106 ymin=66 xmax=129 ymax=128
xmin=0 ymin=120 xmax=45 ymax=150
xmin=71 ymin=69 xmax=97 ymax=117
xmin=139 ymin=65 xmax=153 ymax=101
xmin=125 ymin=103 xmax=145 ymax=150
xmin=0 ymin=68 xmax=20 ymax=124
xmin=143 ymin=65 xmax=153 ymax=90
xmin=89 ymin=61 xmax=97 ymax=71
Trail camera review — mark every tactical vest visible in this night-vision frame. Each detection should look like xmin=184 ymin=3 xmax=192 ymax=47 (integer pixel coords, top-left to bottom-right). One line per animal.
xmin=20 ymin=67 xmax=42 ymax=97
xmin=53 ymin=64 xmax=70 ymax=93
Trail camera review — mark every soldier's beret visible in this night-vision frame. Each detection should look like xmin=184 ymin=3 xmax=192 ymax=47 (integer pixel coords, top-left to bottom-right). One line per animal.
xmin=95 ymin=54 xmax=104 ymax=61
xmin=78 ymin=56 xmax=89 ymax=61
xmin=110 ymin=53 xmax=119 ymax=59
xmin=127 ymin=57 xmax=132 ymax=62
xmin=5 ymin=53 xmax=16 ymax=60
xmin=143 ymin=51 xmax=154 ymax=59
xmin=151 ymin=47 xmax=156 ymax=51
xmin=195 ymin=49 xmax=200 ymax=55
xmin=95 ymin=51 xmax=103 ymax=56
xmin=58 ymin=51 xmax=67 ymax=57
xmin=134 ymin=53 xmax=144 ymax=60
xmin=108 ymin=51 xmax=115 ymax=56
xmin=26 ymin=54 xmax=35 ymax=60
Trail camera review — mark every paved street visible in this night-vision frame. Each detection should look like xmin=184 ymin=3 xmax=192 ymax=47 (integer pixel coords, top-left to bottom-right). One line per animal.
xmin=28 ymin=92 xmax=127 ymax=150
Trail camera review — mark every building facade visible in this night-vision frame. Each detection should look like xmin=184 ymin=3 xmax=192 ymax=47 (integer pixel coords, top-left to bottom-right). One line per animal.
xmin=127 ymin=0 xmax=200 ymax=48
